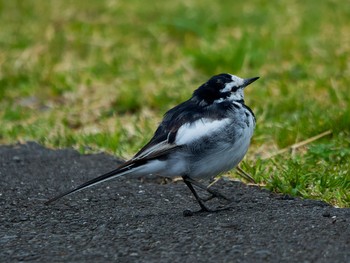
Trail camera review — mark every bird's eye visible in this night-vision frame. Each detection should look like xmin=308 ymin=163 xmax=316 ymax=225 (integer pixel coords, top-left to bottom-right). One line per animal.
xmin=231 ymin=86 xmax=239 ymax=92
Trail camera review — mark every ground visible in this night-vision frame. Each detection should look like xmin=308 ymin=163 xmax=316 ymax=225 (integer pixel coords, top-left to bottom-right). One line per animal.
xmin=1 ymin=142 xmax=349 ymax=262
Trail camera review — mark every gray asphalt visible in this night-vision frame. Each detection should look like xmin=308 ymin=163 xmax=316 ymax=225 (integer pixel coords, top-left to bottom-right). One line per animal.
xmin=1 ymin=142 xmax=349 ymax=262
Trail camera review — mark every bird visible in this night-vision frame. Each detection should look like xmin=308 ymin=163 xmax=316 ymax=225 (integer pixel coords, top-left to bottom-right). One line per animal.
xmin=45 ymin=73 xmax=259 ymax=214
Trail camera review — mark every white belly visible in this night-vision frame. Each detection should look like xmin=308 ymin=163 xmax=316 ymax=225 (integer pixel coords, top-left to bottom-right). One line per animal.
xmin=189 ymin=129 xmax=252 ymax=179
xmin=189 ymin=113 xmax=254 ymax=179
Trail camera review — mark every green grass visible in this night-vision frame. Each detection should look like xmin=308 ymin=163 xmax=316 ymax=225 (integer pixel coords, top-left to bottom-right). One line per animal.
xmin=0 ymin=0 xmax=349 ymax=207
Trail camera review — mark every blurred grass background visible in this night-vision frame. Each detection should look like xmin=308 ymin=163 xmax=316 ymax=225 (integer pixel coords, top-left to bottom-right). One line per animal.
xmin=0 ymin=0 xmax=349 ymax=206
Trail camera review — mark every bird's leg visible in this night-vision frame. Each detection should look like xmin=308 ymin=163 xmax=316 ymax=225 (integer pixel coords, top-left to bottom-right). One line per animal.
xmin=182 ymin=176 xmax=211 ymax=212
xmin=182 ymin=176 xmax=234 ymax=216
xmin=183 ymin=177 xmax=230 ymax=201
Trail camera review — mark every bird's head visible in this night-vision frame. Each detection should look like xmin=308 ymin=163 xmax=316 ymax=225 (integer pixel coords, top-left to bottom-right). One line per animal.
xmin=193 ymin=73 xmax=259 ymax=105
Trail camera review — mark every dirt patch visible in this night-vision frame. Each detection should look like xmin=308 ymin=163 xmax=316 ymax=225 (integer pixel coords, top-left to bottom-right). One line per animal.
xmin=0 ymin=142 xmax=349 ymax=262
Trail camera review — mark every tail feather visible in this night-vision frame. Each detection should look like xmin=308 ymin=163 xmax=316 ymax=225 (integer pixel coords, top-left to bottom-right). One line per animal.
xmin=45 ymin=165 xmax=133 ymax=205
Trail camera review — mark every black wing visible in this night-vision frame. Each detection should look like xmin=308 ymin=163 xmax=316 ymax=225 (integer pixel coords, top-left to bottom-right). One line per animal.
xmin=134 ymin=98 xmax=231 ymax=158
xmin=135 ymin=99 xmax=202 ymax=157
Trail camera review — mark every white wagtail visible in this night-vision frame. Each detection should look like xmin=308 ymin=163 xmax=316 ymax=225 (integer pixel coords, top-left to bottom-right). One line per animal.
xmin=46 ymin=73 xmax=259 ymax=214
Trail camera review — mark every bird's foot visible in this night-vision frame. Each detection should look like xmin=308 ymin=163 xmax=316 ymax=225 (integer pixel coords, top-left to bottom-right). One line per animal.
xmin=182 ymin=205 xmax=232 ymax=217
xmin=203 ymin=188 xmax=231 ymax=202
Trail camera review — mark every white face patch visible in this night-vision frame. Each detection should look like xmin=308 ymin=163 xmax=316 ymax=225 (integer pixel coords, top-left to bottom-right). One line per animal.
xmin=214 ymin=74 xmax=245 ymax=103
xmin=220 ymin=75 xmax=245 ymax=93
xmin=225 ymin=89 xmax=244 ymax=101
xmin=175 ymin=118 xmax=230 ymax=145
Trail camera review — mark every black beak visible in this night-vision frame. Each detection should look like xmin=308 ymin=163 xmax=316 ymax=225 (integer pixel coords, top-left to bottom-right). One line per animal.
xmin=243 ymin=77 xmax=259 ymax=87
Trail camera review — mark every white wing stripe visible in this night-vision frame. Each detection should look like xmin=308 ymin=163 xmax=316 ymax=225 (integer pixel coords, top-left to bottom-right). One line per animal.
xmin=175 ymin=118 xmax=230 ymax=145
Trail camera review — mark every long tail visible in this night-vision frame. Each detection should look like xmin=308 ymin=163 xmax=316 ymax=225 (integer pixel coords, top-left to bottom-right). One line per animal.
xmin=45 ymin=165 xmax=133 ymax=205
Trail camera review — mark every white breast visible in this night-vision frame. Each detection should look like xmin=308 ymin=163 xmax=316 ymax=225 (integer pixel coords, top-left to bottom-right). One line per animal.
xmin=175 ymin=114 xmax=255 ymax=180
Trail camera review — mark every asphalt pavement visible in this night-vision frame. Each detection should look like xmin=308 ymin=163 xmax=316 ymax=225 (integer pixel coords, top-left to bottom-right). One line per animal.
xmin=1 ymin=142 xmax=349 ymax=262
